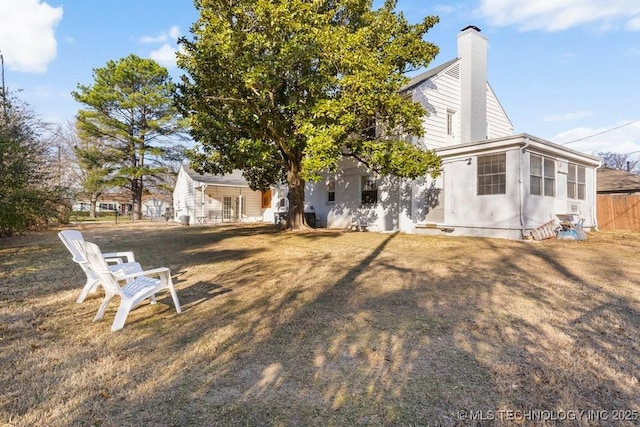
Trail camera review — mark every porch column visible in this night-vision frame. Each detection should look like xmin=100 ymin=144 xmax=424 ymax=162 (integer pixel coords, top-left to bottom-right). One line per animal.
xmin=201 ymin=184 xmax=208 ymax=218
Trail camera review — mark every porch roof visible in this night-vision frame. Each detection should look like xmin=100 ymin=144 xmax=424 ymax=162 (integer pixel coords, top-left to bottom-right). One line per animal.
xmin=184 ymin=166 xmax=250 ymax=188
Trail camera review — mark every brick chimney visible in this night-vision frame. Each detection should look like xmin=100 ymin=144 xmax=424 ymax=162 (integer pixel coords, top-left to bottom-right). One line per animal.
xmin=457 ymin=25 xmax=488 ymax=142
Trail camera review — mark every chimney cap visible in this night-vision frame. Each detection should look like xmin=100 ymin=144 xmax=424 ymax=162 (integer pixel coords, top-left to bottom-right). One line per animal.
xmin=460 ymin=25 xmax=481 ymax=32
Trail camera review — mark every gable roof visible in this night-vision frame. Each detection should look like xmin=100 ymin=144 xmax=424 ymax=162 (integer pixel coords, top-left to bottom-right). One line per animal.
xmin=597 ymin=167 xmax=640 ymax=193
xmin=182 ymin=165 xmax=251 ymax=187
xmin=400 ymin=58 xmax=459 ymax=92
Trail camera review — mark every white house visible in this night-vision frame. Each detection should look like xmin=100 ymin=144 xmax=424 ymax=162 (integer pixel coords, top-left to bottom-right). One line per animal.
xmin=173 ymin=165 xmax=277 ymax=224
xmin=72 ymin=192 xmax=171 ymax=219
xmin=304 ymin=25 xmax=601 ymax=239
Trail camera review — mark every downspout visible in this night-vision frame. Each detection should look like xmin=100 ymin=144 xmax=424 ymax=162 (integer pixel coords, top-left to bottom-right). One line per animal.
xmin=519 ymin=136 xmax=531 ymax=238
xmin=593 ymin=161 xmax=602 ymax=231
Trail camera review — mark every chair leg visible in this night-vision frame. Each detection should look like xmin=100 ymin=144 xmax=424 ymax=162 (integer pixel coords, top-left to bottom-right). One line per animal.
xmin=111 ymin=300 xmax=134 ymax=331
xmin=77 ymin=279 xmax=99 ymax=304
xmin=169 ymin=286 xmax=182 ymax=314
xmin=161 ymin=272 xmax=182 ymax=314
xmin=93 ymin=292 xmax=115 ymax=321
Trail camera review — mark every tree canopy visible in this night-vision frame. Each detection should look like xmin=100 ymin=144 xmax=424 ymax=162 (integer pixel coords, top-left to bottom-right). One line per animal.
xmin=596 ymin=151 xmax=639 ymax=173
xmin=72 ymin=54 xmax=186 ymax=220
xmin=176 ymin=0 xmax=442 ymax=229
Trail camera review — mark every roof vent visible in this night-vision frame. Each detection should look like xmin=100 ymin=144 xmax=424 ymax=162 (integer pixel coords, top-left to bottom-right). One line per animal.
xmin=445 ymin=63 xmax=460 ymax=79
xmin=460 ymin=25 xmax=481 ymax=32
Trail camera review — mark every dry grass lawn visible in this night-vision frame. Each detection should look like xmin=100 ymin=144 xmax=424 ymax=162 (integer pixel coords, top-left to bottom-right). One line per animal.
xmin=1 ymin=222 xmax=639 ymax=426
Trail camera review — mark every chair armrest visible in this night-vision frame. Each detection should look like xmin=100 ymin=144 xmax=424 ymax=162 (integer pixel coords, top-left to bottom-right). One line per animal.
xmin=103 ymin=251 xmax=136 ymax=263
xmin=118 ymin=267 xmax=170 ymax=281
xmin=109 ymin=262 xmax=142 ymax=276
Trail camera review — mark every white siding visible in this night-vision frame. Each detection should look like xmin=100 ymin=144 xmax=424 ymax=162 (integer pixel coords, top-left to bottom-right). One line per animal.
xmin=486 ymin=84 xmax=513 ymax=139
xmin=412 ymin=67 xmax=512 ymax=148
xmin=522 ymin=152 xmax=597 ymax=230
xmin=173 ymin=167 xmax=196 ymax=222
xmin=310 ymin=157 xmax=403 ymax=232
xmin=172 ymin=165 xmax=271 ymax=224
xmin=413 ymin=66 xmax=462 ymax=148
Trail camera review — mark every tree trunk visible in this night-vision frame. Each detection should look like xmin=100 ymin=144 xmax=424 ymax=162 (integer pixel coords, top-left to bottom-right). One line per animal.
xmin=131 ymin=178 xmax=143 ymax=221
xmin=89 ymin=197 xmax=97 ymax=219
xmin=285 ymin=160 xmax=308 ymax=230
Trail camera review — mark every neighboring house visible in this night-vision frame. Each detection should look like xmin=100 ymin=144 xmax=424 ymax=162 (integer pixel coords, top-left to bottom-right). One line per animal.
xmin=304 ymin=25 xmax=601 ymax=239
xmin=73 ymin=192 xmax=171 ymax=218
xmin=72 ymin=192 xmax=131 ymax=215
xmin=173 ymin=165 xmax=276 ymax=224
xmin=596 ymin=167 xmax=640 ymax=231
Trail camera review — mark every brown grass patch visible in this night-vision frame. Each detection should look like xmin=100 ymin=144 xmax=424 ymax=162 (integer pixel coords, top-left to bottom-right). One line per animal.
xmin=1 ymin=222 xmax=639 ymax=426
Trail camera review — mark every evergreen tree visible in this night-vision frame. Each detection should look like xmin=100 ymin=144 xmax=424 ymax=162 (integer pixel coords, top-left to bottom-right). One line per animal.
xmin=73 ymin=54 xmax=186 ymax=220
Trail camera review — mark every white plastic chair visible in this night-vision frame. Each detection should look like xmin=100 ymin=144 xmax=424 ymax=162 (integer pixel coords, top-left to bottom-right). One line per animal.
xmin=58 ymin=230 xmax=141 ymax=303
xmin=81 ymin=240 xmax=182 ymax=331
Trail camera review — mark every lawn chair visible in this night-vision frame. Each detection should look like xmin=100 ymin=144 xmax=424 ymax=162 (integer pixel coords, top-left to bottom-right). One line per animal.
xmin=58 ymin=230 xmax=141 ymax=304
xmin=80 ymin=240 xmax=182 ymax=331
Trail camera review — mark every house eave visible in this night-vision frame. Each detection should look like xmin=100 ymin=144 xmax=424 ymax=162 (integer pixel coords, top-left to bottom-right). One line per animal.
xmin=436 ymin=133 xmax=601 ymax=166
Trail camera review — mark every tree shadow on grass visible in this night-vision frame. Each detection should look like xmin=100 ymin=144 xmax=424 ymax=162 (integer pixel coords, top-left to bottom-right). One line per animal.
xmin=171 ymin=280 xmax=233 ymax=312
xmin=3 ymin=226 xmax=639 ymax=426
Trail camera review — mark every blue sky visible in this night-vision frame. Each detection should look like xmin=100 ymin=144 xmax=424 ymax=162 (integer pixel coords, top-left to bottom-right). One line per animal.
xmin=1 ymin=0 xmax=639 ymax=159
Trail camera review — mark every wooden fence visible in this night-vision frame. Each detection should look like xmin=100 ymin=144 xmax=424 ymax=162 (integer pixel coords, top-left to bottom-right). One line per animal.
xmin=597 ymin=194 xmax=640 ymax=231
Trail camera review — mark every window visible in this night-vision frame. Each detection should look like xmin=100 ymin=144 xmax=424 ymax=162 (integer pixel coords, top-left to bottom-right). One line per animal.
xmin=530 ymin=154 xmax=555 ymax=196
xmin=446 ymin=109 xmax=455 ymax=136
xmin=223 ymin=196 xmax=233 ymax=220
xmin=327 ymin=179 xmax=335 ymax=203
xmin=361 ymin=176 xmax=378 ymax=206
xmin=477 ymin=153 xmax=506 ymax=195
xmin=567 ymin=164 xmax=586 ymax=200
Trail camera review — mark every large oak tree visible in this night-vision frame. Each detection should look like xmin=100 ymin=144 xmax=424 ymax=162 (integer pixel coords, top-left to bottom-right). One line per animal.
xmin=177 ymin=0 xmax=442 ymax=229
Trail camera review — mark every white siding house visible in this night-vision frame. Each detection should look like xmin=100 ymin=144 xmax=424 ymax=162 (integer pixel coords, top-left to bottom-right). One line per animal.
xmin=305 ymin=25 xmax=601 ymax=239
xmin=173 ymin=165 xmax=276 ymax=225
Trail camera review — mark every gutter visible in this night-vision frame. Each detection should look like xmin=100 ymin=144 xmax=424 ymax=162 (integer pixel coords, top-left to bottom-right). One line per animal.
xmin=519 ymin=136 xmax=531 ymax=238
xmin=593 ymin=160 xmax=602 ymax=231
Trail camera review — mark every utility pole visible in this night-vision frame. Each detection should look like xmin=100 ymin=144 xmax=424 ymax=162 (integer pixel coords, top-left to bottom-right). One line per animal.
xmin=1 ymin=50 xmax=7 ymax=120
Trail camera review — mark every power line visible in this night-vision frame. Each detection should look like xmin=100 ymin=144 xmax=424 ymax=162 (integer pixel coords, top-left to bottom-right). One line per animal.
xmin=560 ymin=119 xmax=640 ymax=145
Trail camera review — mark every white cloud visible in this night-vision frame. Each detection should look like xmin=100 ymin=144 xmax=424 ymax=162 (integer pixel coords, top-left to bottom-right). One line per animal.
xmin=477 ymin=0 xmax=640 ymax=32
xmin=553 ymin=120 xmax=640 ymax=156
xmin=149 ymin=44 xmax=177 ymax=68
xmin=140 ymin=34 xmax=168 ymax=44
xmin=542 ymin=111 xmax=593 ymax=122
xmin=142 ymin=26 xmax=182 ymax=68
xmin=626 ymin=15 xmax=640 ymax=30
xmin=0 ymin=0 xmax=63 ymax=73
xmin=168 ymin=26 xmax=181 ymax=40
xmin=140 ymin=26 xmax=182 ymax=44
